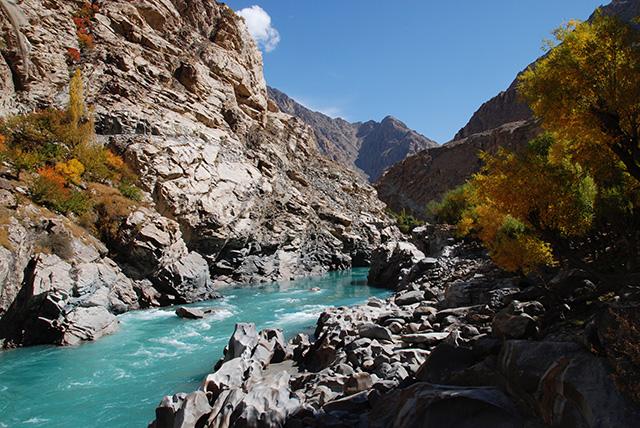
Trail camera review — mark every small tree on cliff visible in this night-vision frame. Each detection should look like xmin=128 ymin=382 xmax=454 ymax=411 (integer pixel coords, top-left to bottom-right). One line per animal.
xmin=518 ymin=13 xmax=640 ymax=183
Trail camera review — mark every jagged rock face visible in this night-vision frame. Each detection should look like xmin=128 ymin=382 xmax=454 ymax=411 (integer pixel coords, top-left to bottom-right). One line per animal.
xmin=377 ymin=120 xmax=540 ymax=218
xmin=453 ymin=79 xmax=533 ymax=141
xmin=0 ymin=0 xmax=397 ymax=291
xmin=268 ymin=87 xmax=438 ymax=182
xmin=355 ymin=115 xmax=438 ymax=182
xmin=268 ymin=86 xmax=362 ymax=172
xmin=602 ymin=0 xmax=640 ymax=22
xmin=0 ymin=201 xmax=140 ymax=347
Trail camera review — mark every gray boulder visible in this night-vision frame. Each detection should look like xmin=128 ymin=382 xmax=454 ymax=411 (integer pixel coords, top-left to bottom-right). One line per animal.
xmin=368 ymin=241 xmax=425 ymax=289
xmin=395 ymin=290 xmax=424 ymax=306
xmin=358 ymin=323 xmax=393 ymax=342
xmin=224 ymin=323 xmax=259 ymax=362
xmin=344 ymin=372 xmax=373 ymax=396
xmin=499 ymin=340 xmax=640 ymax=427
xmin=492 ymin=301 xmax=544 ymax=339
xmin=114 ymin=209 xmax=218 ymax=304
xmin=367 ymin=383 xmax=523 ymax=427
xmin=175 ymin=307 xmax=205 ymax=320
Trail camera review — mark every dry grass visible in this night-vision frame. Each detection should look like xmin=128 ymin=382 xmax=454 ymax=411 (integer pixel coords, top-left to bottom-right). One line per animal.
xmin=88 ymin=183 xmax=136 ymax=243
xmin=0 ymin=207 xmax=15 ymax=251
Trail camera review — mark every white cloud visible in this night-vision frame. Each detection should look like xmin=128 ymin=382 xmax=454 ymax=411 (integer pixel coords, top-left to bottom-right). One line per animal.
xmin=237 ymin=6 xmax=280 ymax=52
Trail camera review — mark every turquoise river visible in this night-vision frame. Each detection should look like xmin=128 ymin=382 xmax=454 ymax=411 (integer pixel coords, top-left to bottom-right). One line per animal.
xmin=0 ymin=268 xmax=390 ymax=427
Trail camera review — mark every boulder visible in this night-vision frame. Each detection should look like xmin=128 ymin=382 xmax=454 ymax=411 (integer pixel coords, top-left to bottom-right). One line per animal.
xmin=368 ymin=241 xmax=425 ymax=289
xmin=358 ymin=323 xmax=393 ymax=342
xmin=113 ymin=209 xmax=219 ymax=305
xmin=395 ymin=290 xmax=424 ymax=306
xmin=152 ymin=391 xmax=212 ymax=428
xmin=401 ymin=332 xmax=449 ymax=346
xmin=224 ymin=323 xmax=259 ymax=362
xmin=499 ymin=340 xmax=640 ymax=427
xmin=367 ymin=383 xmax=523 ymax=428
xmin=344 ymin=372 xmax=374 ymax=396
xmin=172 ymin=391 xmax=212 ymax=428
xmin=492 ymin=301 xmax=543 ymax=339
xmin=175 ymin=307 xmax=205 ymax=319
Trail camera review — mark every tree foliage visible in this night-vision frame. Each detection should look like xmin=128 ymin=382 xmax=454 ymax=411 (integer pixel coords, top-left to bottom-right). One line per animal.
xmin=455 ymin=134 xmax=598 ymax=273
xmin=427 ymin=183 xmax=475 ymax=225
xmin=389 ymin=209 xmax=423 ymax=234
xmin=518 ymin=13 xmax=640 ymax=183
xmin=439 ymin=14 xmax=640 ymax=274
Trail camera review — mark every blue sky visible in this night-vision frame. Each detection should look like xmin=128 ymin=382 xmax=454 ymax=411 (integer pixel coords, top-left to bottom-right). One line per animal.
xmin=229 ymin=0 xmax=605 ymax=143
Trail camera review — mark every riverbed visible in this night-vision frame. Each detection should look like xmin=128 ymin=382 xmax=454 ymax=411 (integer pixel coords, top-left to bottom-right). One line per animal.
xmin=0 ymin=268 xmax=389 ymax=427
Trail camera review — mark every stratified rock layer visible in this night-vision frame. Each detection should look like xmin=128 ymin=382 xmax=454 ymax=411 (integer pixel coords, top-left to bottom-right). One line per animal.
xmin=378 ymin=121 xmax=539 ymax=217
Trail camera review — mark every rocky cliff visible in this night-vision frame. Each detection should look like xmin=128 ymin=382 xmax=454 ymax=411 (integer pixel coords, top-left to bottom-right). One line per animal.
xmin=268 ymin=87 xmax=438 ymax=182
xmin=377 ymin=0 xmax=640 ymax=218
xmin=378 ymin=121 xmax=539 ymax=217
xmin=0 ymin=0 xmax=397 ymax=347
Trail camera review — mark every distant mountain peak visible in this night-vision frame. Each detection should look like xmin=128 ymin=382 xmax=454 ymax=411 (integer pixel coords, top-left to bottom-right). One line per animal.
xmin=268 ymin=87 xmax=438 ymax=182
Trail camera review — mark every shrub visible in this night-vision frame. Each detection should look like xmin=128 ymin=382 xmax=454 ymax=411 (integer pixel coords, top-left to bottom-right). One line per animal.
xmin=118 ymin=181 xmax=143 ymax=202
xmin=0 ymin=226 xmax=12 ymax=251
xmin=55 ymin=158 xmax=85 ymax=184
xmin=73 ymin=142 xmax=112 ymax=182
xmin=390 ymin=209 xmax=423 ymax=234
xmin=34 ymin=232 xmax=74 ymax=260
xmin=89 ymin=184 xmax=136 ymax=243
xmin=31 ymin=166 xmax=91 ymax=215
xmin=72 ymin=1 xmax=100 ymax=53
xmin=427 ymin=183 xmax=475 ymax=225
xmin=0 ymin=69 xmax=143 ymax=237
xmin=0 ymin=134 xmax=6 ymax=160
xmin=66 ymin=47 xmax=81 ymax=63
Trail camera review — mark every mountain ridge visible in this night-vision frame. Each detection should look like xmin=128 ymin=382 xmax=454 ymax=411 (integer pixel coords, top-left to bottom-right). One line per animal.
xmin=268 ymin=86 xmax=438 ymax=181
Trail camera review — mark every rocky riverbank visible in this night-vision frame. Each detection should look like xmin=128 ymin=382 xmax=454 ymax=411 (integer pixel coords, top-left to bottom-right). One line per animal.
xmin=151 ymin=225 xmax=640 ymax=427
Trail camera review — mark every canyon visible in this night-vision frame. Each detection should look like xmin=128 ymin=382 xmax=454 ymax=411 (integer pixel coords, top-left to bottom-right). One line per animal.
xmin=0 ymin=0 xmax=397 ymax=348
xmin=0 ymin=0 xmax=638 ymax=427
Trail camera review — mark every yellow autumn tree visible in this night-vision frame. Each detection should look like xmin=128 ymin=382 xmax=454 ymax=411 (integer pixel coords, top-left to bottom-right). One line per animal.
xmin=66 ymin=68 xmax=95 ymax=148
xmin=518 ymin=13 xmax=640 ymax=183
xmin=457 ymin=134 xmax=597 ymax=273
